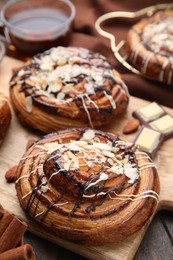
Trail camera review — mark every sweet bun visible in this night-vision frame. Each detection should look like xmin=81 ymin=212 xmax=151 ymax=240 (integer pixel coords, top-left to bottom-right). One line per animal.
xmin=10 ymin=46 xmax=129 ymax=133
xmin=126 ymin=9 xmax=173 ymax=85
xmin=15 ymin=128 xmax=159 ymax=245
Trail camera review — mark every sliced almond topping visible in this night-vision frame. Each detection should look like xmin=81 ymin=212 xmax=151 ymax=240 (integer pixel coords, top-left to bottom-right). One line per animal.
xmin=93 ymin=142 xmax=112 ymax=151
xmin=124 ymin=167 xmax=138 ymax=182
xmin=41 ymin=185 xmax=49 ymax=193
xmin=87 ymin=161 xmax=93 ymax=168
xmin=103 ymin=151 xmax=115 ymax=158
xmin=57 ymin=92 xmax=65 ymax=101
xmin=68 ymin=143 xmax=81 ymax=151
xmin=107 ymin=158 xmax=114 ymax=165
xmin=62 ymin=85 xmax=74 ymax=94
xmin=40 ymin=62 xmax=54 ymax=71
xmin=45 ymin=142 xmax=63 ymax=154
xmin=58 ymin=59 xmax=67 ymax=66
xmin=82 ymin=129 xmax=95 ymax=141
xmin=44 ymin=142 xmax=58 ymax=148
xmin=63 ymin=161 xmax=71 ymax=171
xmin=67 ymin=151 xmax=79 ymax=169
xmin=107 ymin=165 xmax=123 ymax=175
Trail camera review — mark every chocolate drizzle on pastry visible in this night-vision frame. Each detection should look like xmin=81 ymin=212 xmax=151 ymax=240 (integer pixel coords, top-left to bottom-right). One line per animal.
xmin=10 ymin=47 xmax=129 ymax=132
xmin=15 ymin=128 xmax=159 ymax=245
xmin=126 ymin=9 xmax=173 ymax=86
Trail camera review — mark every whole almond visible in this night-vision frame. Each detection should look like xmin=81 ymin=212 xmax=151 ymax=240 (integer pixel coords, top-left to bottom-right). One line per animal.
xmin=123 ymin=118 xmax=140 ymax=134
xmin=5 ymin=165 xmax=18 ymax=183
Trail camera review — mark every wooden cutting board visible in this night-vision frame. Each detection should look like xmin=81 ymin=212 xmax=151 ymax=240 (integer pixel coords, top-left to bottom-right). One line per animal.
xmin=0 ymin=56 xmax=173 ymax=260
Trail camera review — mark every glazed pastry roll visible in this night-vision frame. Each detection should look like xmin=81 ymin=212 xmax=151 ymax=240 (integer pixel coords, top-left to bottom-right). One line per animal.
xmin=10 ymin=47 xmax=129 ymax=133
xmin=15 ymin=128 xmax=159 ymax=245
xmin=126 ymin=9 xmax=173 ymax=85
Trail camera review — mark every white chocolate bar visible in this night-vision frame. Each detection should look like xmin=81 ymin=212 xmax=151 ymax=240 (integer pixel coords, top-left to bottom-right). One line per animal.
xmin=135 ymin=127 xmax=161 ymax=153
xmin=150 ymin=114 xmax=173 ymax=133
xmin=138 ymin=102 xmax=164 ymax=122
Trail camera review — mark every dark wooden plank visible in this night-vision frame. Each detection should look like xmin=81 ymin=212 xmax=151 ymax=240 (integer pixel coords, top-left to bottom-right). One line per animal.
xmin=24 ymin=232 xmax=86 ymax=260
xmin=134 ymin=212 xmax=173 ymax=260
xmin=159 ymin=211 xmax=173 ymax=244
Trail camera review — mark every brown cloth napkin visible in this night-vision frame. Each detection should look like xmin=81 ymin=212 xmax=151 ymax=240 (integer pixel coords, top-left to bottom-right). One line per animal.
xmin=69 ymin=0 xmax=173 ymax=108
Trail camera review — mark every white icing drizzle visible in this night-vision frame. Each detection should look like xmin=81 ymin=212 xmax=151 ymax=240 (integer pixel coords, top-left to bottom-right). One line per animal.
xmin=35 ymin=201 xmax=69 ymax=219
xmin=84 ymin=93 xmax=99 ymax=111
xmin=103 ymin=90 xmax=116 ymax=109
xmin=22 ymin=162 xmax=33 ymax=166
xmin=54 ymin=202 xmax=69 ymax=207
xmin=22 ymin=191 xmax=32 ymax=200
xmin=46 ymin=153 xmax=60 ymax=161
xmin=15 ymin=175 xmax=28 ymax=184
xmin=35 ymin=209 xmax=47 ymax=219
xmin=84 ymin=172 xmax=108 ymax=191
xmin=135 ymin=151 xmax=152 ymax=160
xmin=141 ymin=52 xmax=153 ymax=74
xmin=80 ymin=95 xmax=94 ymax=128
xmin=139 ymin=163 xmax=156 ymax=172
xmin=109 ymin=190 xmax=159 ymax=202
xmin=159 ymin=59 xmax=169 ymax=82
xmin=130 ymin=43 xmax=143 ymax=64
xmin=48 ymin=169 xmax=64 ymax=182
xmin=29 ymin=165 xmax=43 ymax=177
xmin=82 ymin=192 xmax=105 ymax=198
xmin=20 ymin=151 xmax=46 ymax=161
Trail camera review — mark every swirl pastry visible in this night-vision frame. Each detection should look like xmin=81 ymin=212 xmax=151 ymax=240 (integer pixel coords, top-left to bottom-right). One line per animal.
xmin=15 ymin=128 xmax=159 ymax=245
xmin=126 ymin=9 xmax=173 ymax=85
xmin=0 ymin=92 xmax=11 ymax=144
xmin=10 ymin=46 xmax=129 ymax=133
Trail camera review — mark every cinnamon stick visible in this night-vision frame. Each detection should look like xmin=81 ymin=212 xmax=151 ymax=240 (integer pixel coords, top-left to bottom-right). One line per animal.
xmin=0 ymin=211 xmax=14 ymax=237
xmin=0 ymin=215 xmax=27 ymax=253
xmin=0 ymin=244 xmax=36 ymax=260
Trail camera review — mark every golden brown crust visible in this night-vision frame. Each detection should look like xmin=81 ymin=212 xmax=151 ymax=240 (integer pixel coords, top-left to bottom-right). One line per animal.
xmin=126 ymin=9 xmax=173 ymax=85
xmin=10 ymin=47 xmax=129 ymax=133
xmin=15 ymin=128 xmax=159 ymax=245
xmin=0 ymin=92 xmax=11 ymax=144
